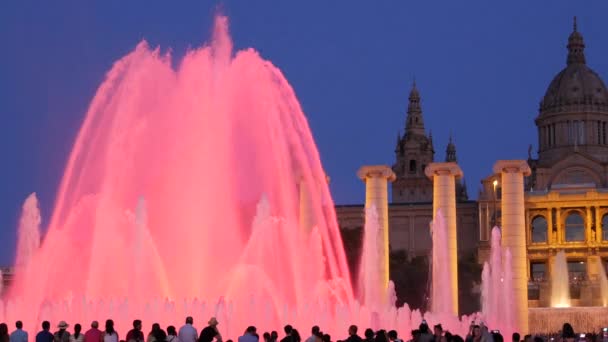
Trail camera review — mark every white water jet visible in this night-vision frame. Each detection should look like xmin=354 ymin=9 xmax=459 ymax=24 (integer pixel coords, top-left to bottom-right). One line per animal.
xmin=597 ymin=259 xmax=608 ymax=307
xmin=551 ymin=250 xmax=570 ymax=308
xmin=489 ymin=227 xmax=503 ymax=325
xmin=360 ymin=204 xmax=382 ymax=310
xmin=15 ymin=193 xmax=41 ymax=270
xmin=503 ymin=249 xmax=515 ymax=332
xmin=481 ymin=262 xmax=490 ymax=317
xmin=430 ymin=209 xmax=452 ymax=315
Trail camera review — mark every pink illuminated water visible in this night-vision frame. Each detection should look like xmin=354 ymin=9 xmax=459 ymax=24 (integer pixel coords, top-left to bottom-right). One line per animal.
xmin=480 ymin=227 xmax=515 ymax=337
xmin=3 ymin=15 xmax=520 ymax=337
xmin=6 ymin=16 xmax=354 ymax=336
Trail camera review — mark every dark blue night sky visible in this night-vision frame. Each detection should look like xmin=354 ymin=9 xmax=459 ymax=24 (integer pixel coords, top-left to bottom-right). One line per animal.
xmin=1 ymin=1 xmax=608 ymax=264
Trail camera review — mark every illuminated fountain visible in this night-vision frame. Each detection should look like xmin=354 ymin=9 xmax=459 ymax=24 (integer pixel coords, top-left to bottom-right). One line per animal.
xmin=2 ymin=14 xmax=529 ymax=338
xmin=550 ymin=251 xmax=570 ymax=308
xmin=4 ymin=15 xmax=354 ymax=335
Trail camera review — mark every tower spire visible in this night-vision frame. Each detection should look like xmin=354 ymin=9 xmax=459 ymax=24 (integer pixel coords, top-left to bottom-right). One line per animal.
xmin=405 ymin=80 xmax=425 ymax=136
xmin=445 ymin=134 xmax=457 ymax=162
xmin=567 ymin=16 xmax=586 ymax=65
xmin=395 ymin=131 xmax=402 ymax=153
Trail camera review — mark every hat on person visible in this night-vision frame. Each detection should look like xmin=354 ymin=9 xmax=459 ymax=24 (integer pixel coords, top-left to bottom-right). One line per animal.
xmin=208 ymin=317 xmax=219 ymax=326
xmin=58 ymin=321 xmax=69 ymax=329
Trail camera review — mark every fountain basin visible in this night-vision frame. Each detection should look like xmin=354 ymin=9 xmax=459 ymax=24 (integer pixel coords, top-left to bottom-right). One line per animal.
xmin=529 ymin=307 xmax=608 ymax=334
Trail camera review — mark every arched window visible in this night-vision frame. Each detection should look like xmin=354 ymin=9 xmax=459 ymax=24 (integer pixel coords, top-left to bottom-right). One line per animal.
xmin=602 ymin=215 xmax=608 ymax=241
xmin=565 ymin=212 xmax=585 ymax=242
xmin=531 ymin=216 xmax=548 ymax=243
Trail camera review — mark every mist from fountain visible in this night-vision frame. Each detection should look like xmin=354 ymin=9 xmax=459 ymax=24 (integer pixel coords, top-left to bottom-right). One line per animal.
xmin=551 ymin=251 xmax=570 ymax=308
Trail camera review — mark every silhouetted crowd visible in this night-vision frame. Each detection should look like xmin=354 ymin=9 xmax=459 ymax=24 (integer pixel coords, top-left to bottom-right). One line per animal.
xmin=0 ymin=317 xmax=605 ymax=342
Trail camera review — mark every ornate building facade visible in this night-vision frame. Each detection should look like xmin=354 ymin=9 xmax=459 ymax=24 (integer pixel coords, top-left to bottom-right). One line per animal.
xmin=478 ymin=18 xmax=608 ymax=307
xmin=338 ymin=18 xmax=608 ymax=310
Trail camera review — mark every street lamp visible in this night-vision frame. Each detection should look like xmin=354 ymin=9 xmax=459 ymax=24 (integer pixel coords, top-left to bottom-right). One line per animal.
xmin=492 ymin=179 xmax=498 ymax=227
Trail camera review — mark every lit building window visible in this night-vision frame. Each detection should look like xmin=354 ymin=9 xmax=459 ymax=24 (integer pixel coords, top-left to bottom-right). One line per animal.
xmin=565 ymin=212 xmax=585 ymax=242
xmin=567 ymin=260 xmax=586 ymax=281
xmin=530 ymin=261 xmax=546 ymax=281
xmin=531 ymin=216 xmax=548 ymax=243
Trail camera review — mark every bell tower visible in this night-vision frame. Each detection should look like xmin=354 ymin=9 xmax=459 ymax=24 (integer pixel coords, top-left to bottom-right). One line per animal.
xmin=392 ymin=81 xmax=435 ymax=203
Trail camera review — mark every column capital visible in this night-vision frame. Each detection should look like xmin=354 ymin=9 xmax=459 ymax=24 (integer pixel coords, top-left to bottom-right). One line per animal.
xmin=424 ymin=162 xmax=463 ymax=180
xmin=357 ymin=165 xmax=396 ymax=182
xmin=493 ymin=160 xmax=531 ymax=176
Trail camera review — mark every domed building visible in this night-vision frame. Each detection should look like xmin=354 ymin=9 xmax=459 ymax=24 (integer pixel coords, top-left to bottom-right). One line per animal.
xmin=335 ymin=17 xmax=608 ymax=323
xmin=535 ymin=17 xmax=608 ymax=171
xmin=478 ymin=17 xmax=608 ymax=308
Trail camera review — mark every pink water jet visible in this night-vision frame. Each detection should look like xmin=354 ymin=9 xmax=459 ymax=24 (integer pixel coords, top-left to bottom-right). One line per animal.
xmin=7 ymin=16 xmax=353 ymax=335
xmin=480 ymin=227 xmax=516 ymax=337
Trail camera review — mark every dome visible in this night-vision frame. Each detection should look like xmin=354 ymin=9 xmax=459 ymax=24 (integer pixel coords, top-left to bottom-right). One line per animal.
xmin=540 ymin=18 xmax=608 ymax=115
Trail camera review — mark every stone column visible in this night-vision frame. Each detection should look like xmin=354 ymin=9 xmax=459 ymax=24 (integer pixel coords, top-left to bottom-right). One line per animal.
xmin=525 ymin=209 xmax=530 ymax=243
xmin=493 ymin=160 xmax=531 ymax=334
xmin=555 ymin=209 xmax=562 ymax=244
xmin=547 ymin=207 xmax=553 ymax=244
xmin=357 ymin=165 xmax=396 ymax=301
xmin=586 ymin=206 xmax=593 ymax=243
xmin=425 ymin=162 xmax=463 ymax=316
xmin=594 ymin=206 xmax=602 ymax=243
